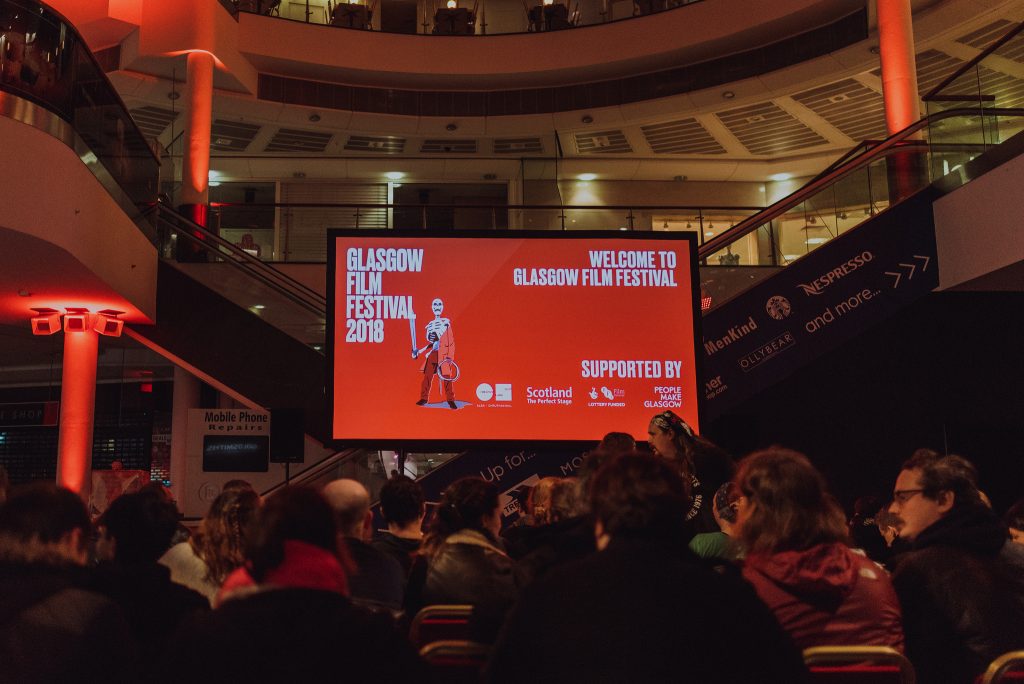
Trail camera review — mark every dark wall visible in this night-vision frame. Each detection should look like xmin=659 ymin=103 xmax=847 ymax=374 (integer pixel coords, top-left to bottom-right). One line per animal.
xmin=708 ymin=290 xmax=1024 ymax=515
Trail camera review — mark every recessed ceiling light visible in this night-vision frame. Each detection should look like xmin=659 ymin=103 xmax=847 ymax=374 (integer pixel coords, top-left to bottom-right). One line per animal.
xmin=252 ymin=304 xmax=265 ymax=310
xmin=768 ymin=173 xmax=792 ymax=182
xmin=385 ymin=172 xmax=405 ymax=180
xmin=309 ymin=113 xmax=321 ymax=122
xmin=581 ymin=115 xmax=594 ymax=124
xmin=578 ymin=173 xmax=597 ymax=181
xmin=806 ymin=238 xmax=828 ymax=245
xmin=445 ymin=123 xmax=458 ymax=131
xmin=722 ymin=91 xmax=735 ymax=99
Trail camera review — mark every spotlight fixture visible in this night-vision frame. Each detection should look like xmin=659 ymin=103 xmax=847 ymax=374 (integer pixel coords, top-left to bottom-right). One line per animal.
xmin=309 ymin=113 xmax=321 ymax=122
xmin=94 ymin=309 xmax=125 ymax=337
xmin=581 ymin=115 xmax=594 ymax=124
xmin=30 ymin=308 xmax=61 ymax=336
xmin=839 ymin=211 xmax=848 ymax=220
xmin=63 ymin=308 xmax=92 ymax=333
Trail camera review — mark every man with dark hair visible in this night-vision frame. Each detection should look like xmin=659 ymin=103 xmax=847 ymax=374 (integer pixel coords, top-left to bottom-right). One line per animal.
xmin=888 ymin=450 xmax=1024 ymax=683
xmin=0 ymin=483 xmax=136 ymax=683
xmin=486 ymin=455 xmax=806 ymax=683
xmin=322 ymin=479 xmax=405 ymax=611
xmin=94 ymin=491 xmax=209 ymax=668
xmin=372 ymin=474 xmax=426 ymax=577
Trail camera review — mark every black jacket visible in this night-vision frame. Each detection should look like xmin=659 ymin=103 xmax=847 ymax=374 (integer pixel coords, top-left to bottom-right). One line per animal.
xmin=163 ymin=588 xmax=425 ymax=683
xmin=890 ymin=504 xmax=1024 ymax=684
xmin=408 ymin=529 xmax=518 ymax=643
xmin=0 ymin=562 xmax=137 ymax=684
xmin=509 ymin=516 xmax=596 ymax=589
xmin=343 ymin=537 xmax=406 ymax=610
xmin=486 ymin=536 xmax=807 ymax=684
xmin=371 ymin=531 xmax=421 ymax=579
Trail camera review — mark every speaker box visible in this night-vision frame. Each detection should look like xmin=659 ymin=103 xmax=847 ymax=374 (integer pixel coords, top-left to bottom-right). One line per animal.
xmin=270 ymin=408 xmax=304 ymax=463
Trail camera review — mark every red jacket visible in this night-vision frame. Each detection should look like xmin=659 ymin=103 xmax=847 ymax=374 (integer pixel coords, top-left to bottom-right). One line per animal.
xmin=742 ymin=542 xmax=904 ymax=651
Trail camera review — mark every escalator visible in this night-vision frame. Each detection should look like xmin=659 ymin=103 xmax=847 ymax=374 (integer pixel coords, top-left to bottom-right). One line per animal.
xmin=698 ymin=107 xmax=1024 ymax=419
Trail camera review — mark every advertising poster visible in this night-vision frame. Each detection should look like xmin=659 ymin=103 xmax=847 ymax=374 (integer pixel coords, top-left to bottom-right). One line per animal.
xmin=329 ymin=231 xmax=702 ymax=443
xmin=700 ymin=188 xmax=940 ymax=419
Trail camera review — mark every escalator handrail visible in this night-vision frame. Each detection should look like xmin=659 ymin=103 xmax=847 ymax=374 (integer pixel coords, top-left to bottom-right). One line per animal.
xmin=152 ymin=201 xmax=328 ymax=313
xmin=260 ymin=448 xmax=364 ymax=497
xmin=923 ymin=21 xmax=1024 ymax=102
xmin=698 ymin=107 xmax=1024 ymax=259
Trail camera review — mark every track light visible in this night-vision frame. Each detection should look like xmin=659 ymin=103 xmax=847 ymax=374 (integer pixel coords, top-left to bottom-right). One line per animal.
xmin=30 ymin=308 xmax=61 ymax=336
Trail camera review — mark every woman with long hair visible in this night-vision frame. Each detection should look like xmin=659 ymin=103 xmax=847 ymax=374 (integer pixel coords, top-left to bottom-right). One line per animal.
xmin=734 ymin=448 xmax=904 ymax=650
xmin=160 ymin=488 xmax=260 ymax=603
xmin=409 ymin=477 xmax=517 ymax=641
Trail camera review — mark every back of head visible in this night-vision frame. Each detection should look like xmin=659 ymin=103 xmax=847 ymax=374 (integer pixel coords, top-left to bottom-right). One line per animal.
xmin=99 ymin=491 xmax=180 ymax=564
xmin=424 ymin=477 xmax=498 ymax=555
xmin=222 ymin=479 xmax=254 ymax=494
xmin=589 ymin=454 xmax=689 ymax=542
xmin=529 ymin=477 xmax=561 ymax=523
xmin=322 ymin=479 xmax=370 ymax=538
xmin=713 ymin=482 xmax=741 ymax=524
xmin=247 ymin=486 xmax=337 ymax=582
xmin=1006 ymin=499 xmax=1024 ymax=535
xmin=0 ymin=482 xmax=90 ymax=564
xmin=193 ymin=487 xmax=261 ymax=584
xmin=901 ymin=449 xmax=983 ymax=509
xmin=378 ymin=474 xmax=425 ymax=528
xmin=598 ymin=432 xmax=636 ymax=457
xmin=547 ymin=479 xmax=582 ymax=523
xmin=735 ymin=448 xmax=847 ymax=555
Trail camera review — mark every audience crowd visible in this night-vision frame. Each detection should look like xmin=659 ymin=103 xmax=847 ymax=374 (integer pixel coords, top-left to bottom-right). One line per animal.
xmin=1 ymin=410 xmax=1023 ymax=683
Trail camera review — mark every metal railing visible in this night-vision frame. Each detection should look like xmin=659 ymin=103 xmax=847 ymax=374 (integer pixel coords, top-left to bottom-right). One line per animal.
xmin=233 ymin=0 xmax=701 ymax=35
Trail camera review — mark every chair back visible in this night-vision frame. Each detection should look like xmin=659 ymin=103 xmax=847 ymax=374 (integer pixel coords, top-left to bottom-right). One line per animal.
xmin=980 ymin=651 xmax=1024 ymax=684
xmin=420 ymin=640 xmax=490 ymax=684
xmin=804 ymin=646 xmax=915 ymax=684
xmin=410 ymin=604 xmax=473 ymax=648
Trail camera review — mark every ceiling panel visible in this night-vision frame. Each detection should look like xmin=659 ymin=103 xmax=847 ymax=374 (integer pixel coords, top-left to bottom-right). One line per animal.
xmin=343 ymin=135 xmax=406 ymax=153
xmin=573 ymin=130 xmax=632 ymax=154
xmin=128 ymin=106 xmax=180 ymax=139
xmin=715 ymin=101 xmax=828 ymax=155
xmin=420 ymin=139 xmax=478 ymax=153
xmin=791 ymin=78 xmax=887 ymax=142
xmin=264 ymin=127 xmax=334 ymax=152
xmin=210 ymin=119 xmax=262 ymax=152
xmin=640 ymin=118 xmax=725 ymax=154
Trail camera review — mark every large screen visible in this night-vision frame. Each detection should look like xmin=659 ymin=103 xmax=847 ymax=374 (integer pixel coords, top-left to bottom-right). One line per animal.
xmin=328 ymin=230 xmax=702 ymax=443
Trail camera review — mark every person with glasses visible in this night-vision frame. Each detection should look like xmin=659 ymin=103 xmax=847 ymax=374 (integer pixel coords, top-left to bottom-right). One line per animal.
xmin=887 ymin=449 xmax=1024 ymax=684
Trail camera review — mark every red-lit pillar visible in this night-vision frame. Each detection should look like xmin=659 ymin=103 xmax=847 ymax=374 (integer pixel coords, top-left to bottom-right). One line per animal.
xmin=179 ymin=50 xmax=215 ymax=258
xmin=56 ymin=326 xmax=99 ymax=500
xmin=878 ymin=0 xmax=926 ymax=200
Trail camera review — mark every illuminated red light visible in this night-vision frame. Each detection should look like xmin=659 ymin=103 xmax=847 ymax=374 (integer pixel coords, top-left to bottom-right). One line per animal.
xmin=30 ymin=309 xmax=62 ymax=335
xmin=139 ymin=383 xmax=153 ymax=394
xmin=63 ymin=313 xmax=91 ymax=333
xmin=701 ymin=295 xmax=713 ymax=311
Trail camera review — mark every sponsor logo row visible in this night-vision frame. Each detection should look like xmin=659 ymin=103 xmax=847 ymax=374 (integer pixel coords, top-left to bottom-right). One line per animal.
xmin=474 ymin=383 xmax=683 ymax=409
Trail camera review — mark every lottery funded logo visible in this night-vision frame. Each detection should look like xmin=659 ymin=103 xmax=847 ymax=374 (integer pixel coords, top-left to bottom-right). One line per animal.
xmin=645 ymin=385 xmax=682 ymax=409
xmin=587 ymin=386 xmax=625 ymax=408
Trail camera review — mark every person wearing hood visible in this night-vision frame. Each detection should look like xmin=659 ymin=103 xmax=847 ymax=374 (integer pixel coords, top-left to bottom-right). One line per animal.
xmin=734 ymin=448 xmax=904 ymax=651
xmin=888 ymin=450 xmax=1024 ymax=684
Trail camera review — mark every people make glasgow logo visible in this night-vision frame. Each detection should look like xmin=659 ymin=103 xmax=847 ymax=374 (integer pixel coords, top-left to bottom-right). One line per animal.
xmin=796 ymin=251 xmax=873 ymax=296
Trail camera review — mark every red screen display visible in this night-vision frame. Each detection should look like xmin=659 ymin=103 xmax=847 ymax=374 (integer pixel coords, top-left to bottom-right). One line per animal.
xmin=329 ymin=232 xmax=702 ymax=442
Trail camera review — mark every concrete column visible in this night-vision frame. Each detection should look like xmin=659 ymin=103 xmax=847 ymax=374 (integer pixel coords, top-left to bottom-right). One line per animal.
xmin=878 ymin=0 xmax=921 ymax=135
xmin=878 ymin=0 xmax=925 ymax=201
xmin=179 ymin=50 xmax=215 ymax=243
xmin=169 ymin=366 xmax=200 ymax=506
xmin=56 ymin=327 xmax=99 ymax=500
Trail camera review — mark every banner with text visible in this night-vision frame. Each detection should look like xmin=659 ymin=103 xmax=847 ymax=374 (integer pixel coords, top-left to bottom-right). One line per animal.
xmin=701 ymin=189 xmax=940 ymax=418
xmin=329 ymin=232 xmax=702 ymax=442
